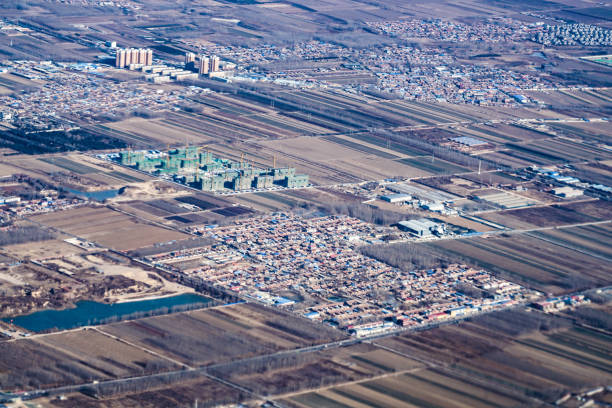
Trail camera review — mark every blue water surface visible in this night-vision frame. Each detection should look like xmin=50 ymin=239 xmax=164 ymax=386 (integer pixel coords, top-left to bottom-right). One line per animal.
xmin=4 ymin=293 xmax=211 ymax=332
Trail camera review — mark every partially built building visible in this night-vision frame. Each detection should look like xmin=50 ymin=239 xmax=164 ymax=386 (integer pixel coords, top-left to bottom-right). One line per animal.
xmin=117 ymin=147 xmax=309 ymax=192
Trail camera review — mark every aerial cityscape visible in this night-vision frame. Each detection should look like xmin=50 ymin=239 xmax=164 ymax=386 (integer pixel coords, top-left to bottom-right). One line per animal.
xmin=0 ymin=0 xmax=610 ymax=407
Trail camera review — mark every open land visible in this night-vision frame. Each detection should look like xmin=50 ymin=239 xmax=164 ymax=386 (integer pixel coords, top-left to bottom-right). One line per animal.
xmin=0 ymin=0 xmax=610 ymax=406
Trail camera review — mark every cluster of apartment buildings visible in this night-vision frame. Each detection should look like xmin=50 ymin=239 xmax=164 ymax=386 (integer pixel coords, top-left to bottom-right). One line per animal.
xmin=110 ymin=147 xmax=308 ymax=192
xmin=185 ymin=52 xmax=221 ymax=76
xmin=114 ymin=47 xmax=153 ymax=68
xmin=532 ymin=24 xmax=612 ymax=46
xmin=114 ymin=47 xmax=208 ymax=83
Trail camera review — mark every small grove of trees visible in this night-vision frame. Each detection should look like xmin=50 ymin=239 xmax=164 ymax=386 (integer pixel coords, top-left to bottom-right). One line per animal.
xmin=80 ymin=370 xmax=202 ymax=399
xmin=316 ymin=202 xmax=415 ymax=226
xmin=91 ymin=302 xmax=212 ymax=326
xmin=360 ymin=242 xmax=455 ymax=271
xmin=0 ymin=226 xmax=55 ymax=246
xmin=570 ymin=306 xmax=612 ymax=331
xmin=210 ymin=353 xmax=360 ymax=396
xmin=380 ymin=129 xmax=506 ymax=172
xmin=471 ymin=309 xmax=571 ymax=337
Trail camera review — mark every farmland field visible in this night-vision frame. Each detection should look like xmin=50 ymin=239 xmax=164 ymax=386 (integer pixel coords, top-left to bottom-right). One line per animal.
xmin=0 ymin=329 xmax=178 ymax=391
xmin=344 ymin=132 xmax=427 ymax=157
xmin=50 ymin=376 xmax=246 ymax=408
xmin=219 ymin=343 xmax=423 ymax=398
xmin=29 ymin=206 xmax=187 ymax=251
xmin=174 ymin=195 xmax=224 ymax=210
xmin=428 ymin=232 xmax=612 ymax=293
xmin=528 ymin=223 xmax=612 ymax=260
xmin=253 ymin=136 xmax=430 ymax=184
xmin=360 ymin=310 xmax=612 ymax=407
xmin=323 ymin=136 xmax=400 ymax=159
xmin=101 ymin=303 xmax=346 ymax=366
xmin=106 ymin=117 xmax=212 ymax=146
xmin=212 ymin=206 xmax=253 ymax=217
xmin=231 ymin=192 xmax=297 ymax=212
xmin=39 ymin=156 xmax=101 ymax=174
xmin=479 ymin=200 xmax=612 ymax=229
xmin=548 ymin=122 xmax=612 ymax=145
xmin=398 ymin=157 xmax=470 ymax=175
xmin=285 ymin=368 xmax=527 ymax=408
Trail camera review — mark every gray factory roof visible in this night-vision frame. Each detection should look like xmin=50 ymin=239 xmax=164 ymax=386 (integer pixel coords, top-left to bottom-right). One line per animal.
xmin=398 ymin=218 xmax=438 ymax=231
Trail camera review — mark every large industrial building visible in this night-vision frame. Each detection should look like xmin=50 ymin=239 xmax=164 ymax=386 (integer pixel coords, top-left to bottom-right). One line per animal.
xmin=117 ymin=147 xmax=309 ymax=192
xmin=398 ymin=218 xmax=445 ymax=237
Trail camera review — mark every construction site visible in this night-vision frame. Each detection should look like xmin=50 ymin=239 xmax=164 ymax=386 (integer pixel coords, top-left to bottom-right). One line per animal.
xmin=112 ymin=147 xmax=309 ymax=193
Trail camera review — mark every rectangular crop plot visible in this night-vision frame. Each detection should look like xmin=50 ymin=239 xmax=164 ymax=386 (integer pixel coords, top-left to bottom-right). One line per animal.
xmin=480 ymin=200 xmax=612 ymax=229
xmin=212 ymin=206 xmax=254 ymax=217
xmin=0 ymin=329 xmax=179 ymax=392
xmin=165 ymin=215 xmax=192 ymax=224
xmin=39 ymin=156 xmax=101 ymax=174
xmin=428 ymin=233 xmax=612 ymax=293
xmin=107 ymin=170 xmax=146 ymax=183
xmin=175 ymin=195 xmax=221 ymax=210
xmin=146 ymin=199 xmax=188 ymax=214
xmin=101 ymin=303 xmax=345 ymax=366
xmin=323 ymin=136 xmax=399 ymax=159
xmin=398 ymin=157 xmax=470 ymax=175
xmin=167 ymin=213 xmax=209 ymax=224
xmin=30 ymin=206 xmax=187 ymax=251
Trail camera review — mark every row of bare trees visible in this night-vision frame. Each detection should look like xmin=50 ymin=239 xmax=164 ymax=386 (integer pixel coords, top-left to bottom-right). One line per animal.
xmin=0 ymin=226 xmax=55 ymax=246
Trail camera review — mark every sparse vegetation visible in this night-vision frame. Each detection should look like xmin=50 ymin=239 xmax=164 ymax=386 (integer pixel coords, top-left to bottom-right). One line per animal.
xmin=0 ymin=226 xmax=55 ymax=246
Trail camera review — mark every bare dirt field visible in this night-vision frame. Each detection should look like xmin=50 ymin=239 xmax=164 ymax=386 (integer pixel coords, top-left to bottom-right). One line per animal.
xmin=106 ymin=117 xmax=212 ymax=146
xmin=429 ymin=232 xmax=611 ymax=293
xmin=102 ymin=303 xmax=346 ymax=367
xmin=480 ymin=199 xmax=611 ymax=229
xmin=49 ymin=376 xmax=246 ymax=408
xmin=2 ymin=238 xmax=85 ymax=260
xmin=0 ymin=329 xmax=177 ymax=392
xmin=252 ymin=136 xmax=430 ymax=184
xmin=29 ymin=206 xmax=187 ymax=251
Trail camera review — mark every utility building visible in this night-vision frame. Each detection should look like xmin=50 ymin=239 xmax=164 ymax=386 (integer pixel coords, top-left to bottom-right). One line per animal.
xmin=398 ymin=219 xmax=444 ymax=237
